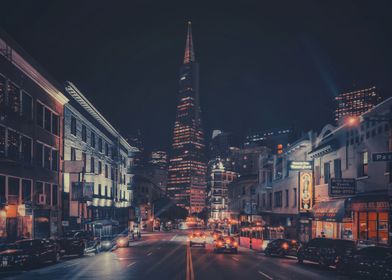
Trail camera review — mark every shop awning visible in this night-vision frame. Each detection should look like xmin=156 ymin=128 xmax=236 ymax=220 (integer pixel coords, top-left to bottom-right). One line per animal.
xmin=312 ymin=199 xmax=346 ymax=222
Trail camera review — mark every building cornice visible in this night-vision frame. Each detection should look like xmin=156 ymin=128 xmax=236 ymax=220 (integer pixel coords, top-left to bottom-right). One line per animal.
xmin=0 ymin=38 xmax=68 ymax=105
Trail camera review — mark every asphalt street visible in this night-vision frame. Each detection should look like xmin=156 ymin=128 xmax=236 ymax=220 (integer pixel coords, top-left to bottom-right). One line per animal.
xmin=0 ymin=231 xmax=349 ymax=280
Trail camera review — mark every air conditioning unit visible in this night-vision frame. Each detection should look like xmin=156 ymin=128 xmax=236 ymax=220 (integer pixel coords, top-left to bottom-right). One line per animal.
xmin=38 ymin=194 xmax=46 ymax=205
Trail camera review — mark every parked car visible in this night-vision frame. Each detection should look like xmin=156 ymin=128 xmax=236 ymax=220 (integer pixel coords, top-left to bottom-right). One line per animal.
xmin=336 ymin=246 xmax=392 ymax=279
xmin=0 ymin=239 xmax=60 ymax=269
xmin=264 ymin=239 xmax=300 ymax=257
xmin=297 ymin=238 xmax=356 ymax=267
xmin=189 ymin=231 xmax=206 ymax=247
xmin=58 ymin=230 xmax=92 ymax=256
xmin=214 ymin=236 xmax=238 ymax=254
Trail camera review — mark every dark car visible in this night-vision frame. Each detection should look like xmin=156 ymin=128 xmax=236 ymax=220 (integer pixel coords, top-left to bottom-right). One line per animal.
xmin=264 ymin=239 xmax=300 ymax=257
xmin=336 ymin=246 xmax=392 ymax=279
xmin=58 ymin=230 xmax=92 ymax=256
xmin=214 ymin=236 xmax=238 ymax=254
xmin=100 ymin=236 xmax=115 ymax=251
xmin=189 ymin=231 xmax=206 ymax=247
xmin=0 ymin=239 xmax=60 ymax=269
xmin=297 ymin=238 xmax=356 ymax=267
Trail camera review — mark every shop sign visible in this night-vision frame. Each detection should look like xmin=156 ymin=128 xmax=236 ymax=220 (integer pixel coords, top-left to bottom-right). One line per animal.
xmin=289 ymin=161 xmax=313 ymax=171
xmin=63 ymin=160 xmax=84 ymax=173
xmin=351 ymin=201 xmax=389 ymax=212
xmin=329 ymin=178 xmax=356 ymax=197
xmin=299 ymin=172 xmax=313 ymax=211
xmin=372 ymin=152 xmax=392 ymax=162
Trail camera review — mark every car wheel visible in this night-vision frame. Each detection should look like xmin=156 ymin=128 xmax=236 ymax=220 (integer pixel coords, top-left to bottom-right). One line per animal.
xmin=297 ymin=256 xmax=304 ymax=264
xmin=278 ymin=250 xmax=286 ymax=258
xmin=318 ymin=257 xmax=329 ymax=268
xmin=264 ymin=250 xmax=270 ymax=256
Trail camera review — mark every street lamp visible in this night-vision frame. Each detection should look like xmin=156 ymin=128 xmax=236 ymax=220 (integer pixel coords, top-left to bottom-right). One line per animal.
xmin=345 ymin=116 xmax=360 ymax=127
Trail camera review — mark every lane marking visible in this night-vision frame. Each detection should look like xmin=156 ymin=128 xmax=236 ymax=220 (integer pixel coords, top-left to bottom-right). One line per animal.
xmin=147 ymin=252 xmax=153 ymax=256
xmin=186 ymin=243 xmax=194 ymax=280
xmin=127 ymin=261 xmax=136 ymax=267
xmin=170 ymin=234 xmax=178 ymax=241
xmin=231 ymin=257 xmax=239 ymax=262
xmin=258 ymin=270 xmax=273 ymax=280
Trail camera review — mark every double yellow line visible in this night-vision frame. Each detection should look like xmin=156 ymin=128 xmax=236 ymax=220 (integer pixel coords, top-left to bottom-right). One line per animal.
xmin=186 ymin=243 xmax=194 ymax=280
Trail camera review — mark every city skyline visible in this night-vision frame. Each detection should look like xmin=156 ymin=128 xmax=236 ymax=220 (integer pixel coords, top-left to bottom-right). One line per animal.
xmin=1 ymin=1 xmax=391 ymax=151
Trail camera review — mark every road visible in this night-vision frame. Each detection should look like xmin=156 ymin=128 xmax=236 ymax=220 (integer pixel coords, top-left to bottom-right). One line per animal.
xmin=0 ymin=231 xmax=348 ymax=280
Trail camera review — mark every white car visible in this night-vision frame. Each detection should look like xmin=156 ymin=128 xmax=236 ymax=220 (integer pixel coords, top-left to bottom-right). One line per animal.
xmin=189 ymin=231 xmax=206 ymax=247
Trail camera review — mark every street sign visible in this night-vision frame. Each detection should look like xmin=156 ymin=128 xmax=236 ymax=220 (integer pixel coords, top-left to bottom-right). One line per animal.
xmin=372 ymin=152 xmax=392 ymax=162
xmin=329 ymin=178 xmax=356 ymax=197
xmin=288 ymin=161 xmax=313 ymax=171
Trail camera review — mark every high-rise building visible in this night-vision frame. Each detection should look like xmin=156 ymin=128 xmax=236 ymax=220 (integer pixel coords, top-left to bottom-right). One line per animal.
xmin=209 ymin=159 xmax=238 ymax=221
xmin=244 ymin=128 xmax=291 ymax=155
xmin=149 ymin=151 xmax=168 ymax=170
xmin=167 ymin=22 xmax=207 ymax=213
xmin=334 ymin=86 xmax=381 ymax=123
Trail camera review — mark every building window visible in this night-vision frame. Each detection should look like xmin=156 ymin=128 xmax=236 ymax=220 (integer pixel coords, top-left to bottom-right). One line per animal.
xmin=22 ymin=179 xmax=32 ymax=202
xmin=105 ymin=164 xmax=108 ymax=178
xmin=82 ymin=125 xmax=87 ymax=142
xmin=105 ymin=143 xmax=109 ymax=157
xmin=285 ymin=189 xmax=289 ymax=207
xmin=36 ymin=102 xmax=44 ymax=127
xmin=44 ymin=183 xmax=51 ymax=205
xmin=21 ymin=91 xmax=33 ymax=120
xmin=324 ymin=162 xmax=330 ymax=183
xmin=70 ymin=147 xmax=76 ymax=161
xmin=274 ymin=191 xmax=282 ymax=208
xmin=262 ymin=194 xmax=266 ymax=208
xmin=98 ymin=138 xmax=102 ymax=152
xmin=35 ymin=182 xmax=43 ymax=204
xmin=90 ymin=156 xmax=95 ymax=173
xmin=98 ymin=161 xmax=102 ymax=174
xmin=7 ymin=129 xmax=19 ymax=160
xmin=52 ymin=184 xmax=58 ymax=206
xmin=44 ymin=146 xmax=51 ymax=169
xmin=268 ymin=193 xmax=272 ymax=208
xmin=359 ymin=151 xmax=369 ymax=177
xmin=52 ymin=114 xmax=59 ymax=136
xmin=358 ymin=212 xmax=388 ymax=244
xmin=71 ymin=116 xmax=77 ymax=136
xmin=293 ymin=188 xmax=297 ymax=207
xmin=8 ymin=82 xmax=20 ymax=114
xmin=36 ymin=142 xmax=43 ymax=166
xmin=82 ymin=152 xmax=86 ymax=171
xmin=21 ymin=135 xmax=32 ymax=163
xmin=8 ymin=177 xmax=20 ymax=204
xmin=44 ymin=107 xmax=51 ymax=131
xmin=91 ymin=132 xmax=95 ymax=148
xmin=0 ymin=75 xmax=6 ymax=109
xmin=52 ymin=150 xmax=58 ymax=171
xmin=98 ymin=184 xmax=102 ymax=196
xmin=334 ymin=159 xmax=342 ymax=179
xmin=105 ymin=186 xmax=108 ymax=197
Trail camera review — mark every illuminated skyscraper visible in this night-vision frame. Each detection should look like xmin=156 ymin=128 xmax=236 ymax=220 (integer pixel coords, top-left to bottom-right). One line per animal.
xmin=334 ymin=86 xmax=381 ymax=123
xmin=167 ymin=22 xmax=207 ymax=213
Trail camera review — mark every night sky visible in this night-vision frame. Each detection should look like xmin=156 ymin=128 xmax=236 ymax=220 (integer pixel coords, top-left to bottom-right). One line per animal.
xmin=1 ymin=1 xmax=391 ymax=151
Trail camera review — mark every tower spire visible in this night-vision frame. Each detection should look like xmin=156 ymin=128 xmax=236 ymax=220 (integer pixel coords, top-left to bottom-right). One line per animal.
xmin=183 ymin=21 xmax=195 ymax=64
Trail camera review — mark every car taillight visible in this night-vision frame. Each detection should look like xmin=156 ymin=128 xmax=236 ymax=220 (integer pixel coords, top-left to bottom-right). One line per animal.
xmin=189 ymin=235 xmax=193 ymax=239
xmin=217 ymin=241 xmax=223 ymax=247
xmin=213 ymin=234 xmax=217 ymax=239
xmin=233 ymin=242 xmax=238 ymax=247
xmin=282 ymin=243 xmax=289 ymax=250
xmin=226 ymin=239 xmax=231 ymax=244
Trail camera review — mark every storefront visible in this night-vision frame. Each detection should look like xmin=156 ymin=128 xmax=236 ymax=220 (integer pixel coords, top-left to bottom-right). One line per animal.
xmin=350 ymin=195 xmax=389 ymax=246
xmin=311 ymin=199 xmax=353 ymax=240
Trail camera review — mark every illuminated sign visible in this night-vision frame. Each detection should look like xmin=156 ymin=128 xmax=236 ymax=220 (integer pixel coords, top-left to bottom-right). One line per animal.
xmin=289 ymin=161 xmax=313 ymax=171
xmin=299 ymin=172 xmax=313 ymax=211
xmin=329 ymin=178 xmax=356 ymax=197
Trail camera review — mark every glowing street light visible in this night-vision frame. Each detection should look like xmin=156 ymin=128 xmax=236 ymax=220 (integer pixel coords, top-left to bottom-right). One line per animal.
xmin=345 ymin=116 xmax=360 ymax=127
